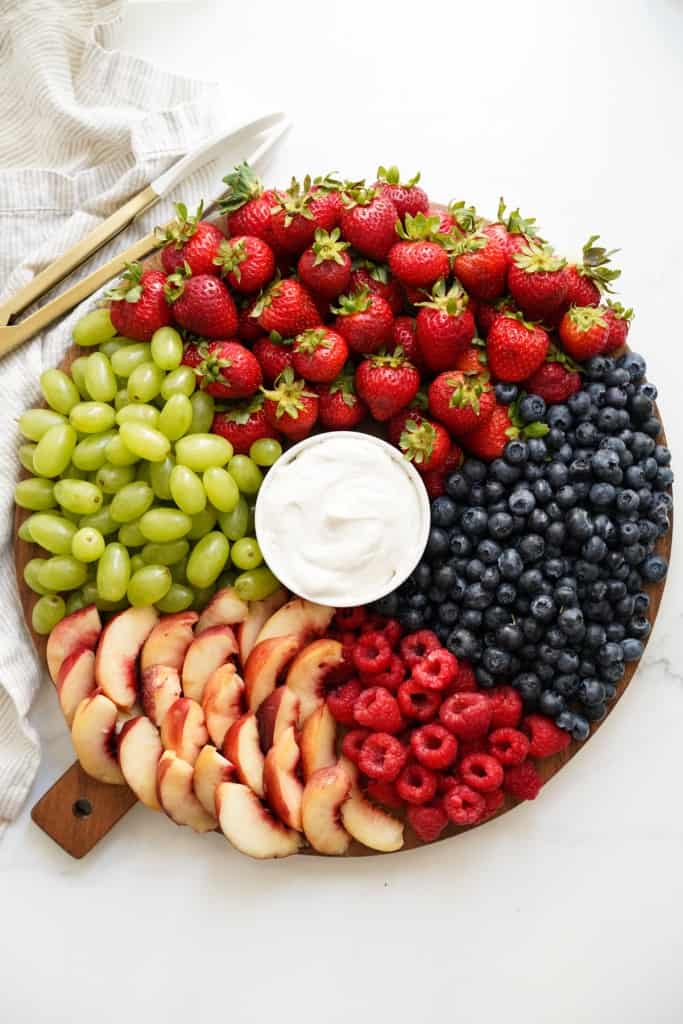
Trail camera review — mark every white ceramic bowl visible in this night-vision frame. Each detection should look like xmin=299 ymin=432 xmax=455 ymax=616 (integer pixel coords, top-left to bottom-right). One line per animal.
xmin=255 ymin=431 xmax=431 ymax=608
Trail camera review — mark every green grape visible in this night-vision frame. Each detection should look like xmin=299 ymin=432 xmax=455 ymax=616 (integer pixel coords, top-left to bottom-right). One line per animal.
xmin=72 ymin=307 xmax=116 ymax=347
xmin=159 ymin=393 xmax=192 ymax=441
xmin=54 ymin=478 xmax=103 ymax=515
xmin=80 ymin=581 xmax=100 ymax=605
xmin=191 ymin=583 xmax=216 ymax=611
xmin=38 ymin=555 xmax=88 ymax=591
xmin=70 ymin=357 xmax=91 ymax=399
xmin=127 ymin=564 xmax=172 ymax=606
xmin=141 ymin=539 xmax=189 ymax=566
xmin=127 ymin=361 xmax=164 ymax=403
xmin=18 ymin=515 xmax=37 ymax=542
xmin=111 ymin=342 xmax=151 ymax=377
xmin=40 ymin=368 xmax=80 ymax=415
xmin=187 ymin=506 xmax=218 ymax=540
xmin=169 ymin=464 xmax=206 ymax=515
xmin=64 ymin=462 xmax=89 ymax=481
xmin=118 ymin=520 xmax=146 ymax=547
xmin=151 ymin=327 xmax=183 ymax=370
xmin=19 ymin=408 xmax=66 ymax=442
xmin=69 ymin=401 xmax=116 ymax=434
xmin=189 ymin=390 xmax=215 ymax=434
xmin=217 ymin=495 xmax=249 ymax=541
xmin=246 ymin=503 xmax=256 ymax=534
xmin=29 ymin=513 xmax=78 ymax=555
xmin=98 ymin=338 xmax=125 ymax=359
xmin=156 ymin=583 xmax=194 ymax=613
xmin=149 ymin=455 xmax=174 ymax=500
xmin=234 ymin=566 xmax=280 ymax=601
xmin=138 ymin=507 xmax=192 ymax=543
xmin=119 ymin=422 xmax=170 ymax=462
xmin=105 ymin=433 xmax=139 ymax=467
xmin=72 ymin=430 xmax=117 ymax=471
xmin=202 ymin=466 xmax=239 ymax=512
xmin=160 ymin=365 xmax=196 ymax=400
xmin=110 ymin=481 xmax=154 ymax=523
xmin=250 ymin=437 xmax=283 ymax=467
xmin=95 ymin=462 xmax=136 ymax=495
xmin=175 ymin=433 xmax=232 ymax=472
xmin=228 ymin=454 xmax=263 ymax=495
xmin=84 ymin=352 xmax=117 ymax=402
xmin=186 ymin=532 xmax=230 ymax=588
xmin=231 ymin=536 xmax=263 ymax=571
xmin=129 ymin=553 xmax=147 ymax=575
xmin=33 ymin=423 xmax=77 ymax=478
xmin=115 ymin=403 xmax=159 ymax=428
xmin=171 ymin=555 xmax=189 ymax=582
xmin=79 ymin=505 xmax=118 ymax=536
xmin=24 ymin=558 xmax=53 ymax=595
xmin=15 ymin=478 xmax=56 ymax=511
xmin=66 ymin=591 xmax=87 ymax=615
xmin=71 ymin=526 xmax=105 ymax=562
xmin=136 ymin=461 xmax=152 ymax=485
xmin=114 ymin=388 xmax=130 ymax=411
xmin=215 ymin=569 xmax=237 ymax=590
xmin=32 ymin=594 xmax=66 ymax=635
xmin=19 ymin=443 xmax=37 ymax=474
xmin=97 ymin=542 xmax=130 ymax=601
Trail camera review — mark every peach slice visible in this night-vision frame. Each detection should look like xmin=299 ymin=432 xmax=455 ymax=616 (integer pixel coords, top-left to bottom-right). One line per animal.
xmin=140 ymin=664 xmax=182 ymax=727
xmin=237 ymin=586 xmax=289 ymax=664
xmin=263 ymin=726 xmax=303 ymax=831
xmin=285 ymin=638 xmax=344 ymax=726
xmin=301 ymin=763 xmax=352 ymax=855
xmin=339 ymin=757 xmax=404 ymax=853
xmin=95 ymin=605 xmax=159 ymax=709
xmin=160 ymin=697 xmax=208 ymax=765
xmin=222 ymin=712 xmax=264 ymax=798
xmin=140 ymin=610 xmax=198 ymax=673
xmin=256 ymin=686 xmax=300 ymax=752
xmin=157 ymin=751 xmax=215 ymax=832
xmin=202 ymin=663 xmax=245 ymax=748
xmin=56 ymin=647 xmax=96 ymax=726
xmin=118 ymin=715 xmax=162 ymax=810
xmin=216 ymin=782 xmax=302 ymax=859
xmin=196 ymin=587 xmax=248 ymax=633
xmin=300 ymin=704 xmax=337 ymax=780
xmin=193 ymin=744 xmax=235 ymax=818
xmin=47 ymin=604 xmax=101 ymax=684
xmin=181 ymin=624 xmax=238 ymax=703
xmin=254 ymin=597 xmax=334 ymax=649
xmin=71 ymin=692 xmax=125 ymax=785
xmin=244 ymin=634 xmax=302 ymax=712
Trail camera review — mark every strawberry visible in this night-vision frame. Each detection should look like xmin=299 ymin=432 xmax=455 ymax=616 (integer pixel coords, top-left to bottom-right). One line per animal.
xmin=349 ymin=261 xmax=403 ymax=314
xmin=428 ymin=370 xmax=495 ymax=436
xmin=107 ymin=263 xmax=172 ymax=343
xmin=212 ymin=235 xmax=275 ymax=293
xmin=159 ymin=202 xmax=226 ymax=277
xmin=339 ymin=186 xmax=398 ymax=260
xmin=388 ymin=407 xmax=425 ymax=447
xmin=445 ymin=199 xmax=481 ymax=236
xmin=333 ymin=287 xmax=394 ymax=354
xmin=421 ymin=442 xmax=463 ymax=498
xmin=292 ymin=327 xmax=348 ymax=383
xmin=391 ymin=315 xmax=424 ymax=371
xmin=297 ymin=227 xmax=352 ymax=300
xmin=508 ymin=242 xmax=569 ymax=321
xmin=270 ymin=175 xmax=342 ymax=255
xmin=236 ymin=297 xmax=264 ymax=341
xmin=464 ymin=402 xmax=548 ymax=461
xmin=374 ymin=165 xmax=429 ymax=219
xmin=558 ymin=305 xmax=610 ymax=361
xmin=388 ymin=212 xmax=449 ymax=289
xmin=262 ymin=367 xmax=319 ymax=441
xmin=486 ymin=313 xmax=550 ymax=382
xmin=184 ymin=340 xmax=262 ymax=399
xmin=475 ymin=295 xmax=518 ymax=337
xmin=452 ymin=225 xmax=508 ymax=300
xmin=220 ymin=162 xmax=279 ymax=245
xmin=355 ymin=348 xmax=420 ymax=422
xmin=453 ymin=341 xmax=488 ymax=374
xmin=211 ymin=394 xmax=279 ymax=454
xmin=252 ymin=277 xmax=320 ymax=336
xmin=524 ymin=356 xmax=581 ymax=404
xmin=491 ymin=198 xmax=539 ymax=257
xmin=252 ymin=332 xmax=294 ymax=385
xmin=317 ymin=365 xmax=368 ymax=430
xmin=165 ymin=265 xmax=238 ymax=338
xmin=414 ymin=279 xmax=475 ymax=373
xmin=602 ymin=300 xmax=633 ymax=351
xmin=564 ymin=235 xmax=621 ymax=309
xmin=429 ymin=206 xmax=455 ymax=235
xmin=398 ymin=416 xmax=451 ymax=473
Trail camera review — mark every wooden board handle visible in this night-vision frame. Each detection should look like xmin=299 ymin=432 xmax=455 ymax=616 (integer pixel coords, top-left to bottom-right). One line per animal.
xmin=31 ymin=762 xmax=137 ymax=859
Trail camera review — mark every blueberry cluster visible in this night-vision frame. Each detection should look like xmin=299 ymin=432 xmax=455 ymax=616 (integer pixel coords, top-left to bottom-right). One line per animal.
xmin=377 ymin=351 xmax=672 ymax=741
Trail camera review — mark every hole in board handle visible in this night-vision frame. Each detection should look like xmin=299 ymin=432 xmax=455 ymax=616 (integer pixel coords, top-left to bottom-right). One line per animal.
xmin=72 ymin=798 xmax=93 ymax=819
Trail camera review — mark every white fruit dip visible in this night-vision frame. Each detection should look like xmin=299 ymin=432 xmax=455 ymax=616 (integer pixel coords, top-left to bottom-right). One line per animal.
xmin=255 ymin=432 xmax=429 ymax=607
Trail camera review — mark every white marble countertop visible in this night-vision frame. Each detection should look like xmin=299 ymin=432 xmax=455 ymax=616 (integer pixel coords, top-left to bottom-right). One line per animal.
xmin=2 ymin=2 xmax=683 ymax=1022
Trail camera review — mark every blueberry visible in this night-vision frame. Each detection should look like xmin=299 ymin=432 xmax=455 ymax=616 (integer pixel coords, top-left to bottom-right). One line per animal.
xmin=463 ymin=459 xmax=488 ymax=483
xmin=481 ymin=566 xmax=501 ymax=590
xmin=619 ymin=351 xmax=647 ymax=382
xmin=428 ymin=585 xmax=448 ymax=604
xmin=518 ymin=394 xmax=546 ymax=423
xmin=547 ymin=404 xmax=572 ymax=431
xmin=445 ymin=472 xmax=470 ymax=501
xmin=571 ymin=714 xmax=591 ymax=741
xmin=484 ymin=480 xmax=506 ymax=505
xmin=426 ymin=527 xmax=449 ymax=559
xmin=461 ymin=506 xmax=489 ymax=536
xmin=495 ymin=382 xmax=519 ymax=405
xmin=605 ymin=386 xmax=628 ymax=408
xmin=490 ymin=458 xmax=521 ymax=485
xmin=431 ymin=496 xmax=458 ymax=527
xmin=497 ymin=623 xmax=524 ymax=650
xmin=582 ymin=535 xmax=607 ymax=563
xmin=622 ymin=638 xmax=644 ymax=661
xmin=461 ymin=609 xmax=484 ymax=631
xmin=633 ymin=592 xmax=650 ymax=614
xmin=641 ymin=555 xmax=668 ymax=583
xmin=547 ymin=427 xmax=567 ymax=451
xmin=482 ymin=647 xmax=511 ymax=675
xmin=450 ymin=576 xmax=467 ymax=601
xmin=655 ymin=466 xmax=674 ymax=491
xmin=496 ymin=582 xmax=517 ymax=606
xmin=433 ymin=563 xmax=458 ymax=591
xmin=577 ymin=678 xmax=606 ymax=705
xmin=521 ymin=617 xmax=545 ymax=642
xmin=401 ymin=609 xmax=425 ymax=631
xmin=468 ymin=483 xmax=487 ymax=506
xmin=624 ymin=465 xmax=646 ymax=489
xmin=584 ymin=702 xmax=607 ymax=722
xmin=546 ymin=522 xmax=566 ymax=547
xmin=435 ymin=623 xmax=452 ymax=644
xmin=590 ymin=482 xmax=616 ymax=507
xmin=527 ymin=438 xmax=549 ymax=463
xmin=586 ymin=381 xmax=606 ymax=406
xmin=489 ymin=511 xmax=515 ymax=540
xmin=554 ymin=673 xmax=580 ymax=697
xmin=555 ymin=485 xmax=578 ymax=509
xmin=508 ymin=488 xmax=536 ymax=516
xmin=447 ymin=627 xmax=479 ymax=659
xmin=449 ymin=533 xmax=472 ymax=557
xmin=641 ymin=415 xmax=662 ymax=438
xmin=540 ymin=690 xmax=566 ymax=717
xmin=373 ymin=592 xmax=399 ymax=617
xmin=484 ymin=605 xmax=510 ymax=629
xmin=600 ymin=661 xmax=625 ymax=683
xmin=565 ymin=507 xmax=593 ymax=541
xmin=556 ymin=710 xmax=577 ymax=733
xmin=498 ymin=548 xmax=524 ymax=580
xmin=654 ymin=444 xmax=671 ymax=466
xmin=465 ymin=558 xmax=486 ymax=582
xmin=558 ymin=606 xmax=584 ymax=636
xmin=514 ymin=672 xmax=541 ymax=706
xmin=530 ymin=594 xmax=556 ymax=622
xmin=475 ymin=539 xmax=500 ymax=564
xmin=555 ymin=583 xmax=578 ymax=607
xmin=408 ymin=592 xmax=429 ymax=610
xmin=537 ymin=663 xmax=555 ymax=683
xmin=437 ymin=602 xmax=460 ymax=626
xmin=546 ymin=461 xmax=569 ymax=489
xmin=463 ymin=582 xmax=494 ymax=610
xmin=629 ymin=392 xmax=653 ymax=419
xmin=504 ymin=440 xmax=529 ymax=465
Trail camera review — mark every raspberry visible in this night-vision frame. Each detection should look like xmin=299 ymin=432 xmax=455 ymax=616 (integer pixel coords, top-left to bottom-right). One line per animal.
xmin=364 ymin=778 xmax=403 ymax=809
xmin=410 ymin=723 xmax=458 ymax=770
xmin=326 ymin=678 xmax=362 ymax=725
xmin=334 ymin=606 xmax=366 ymax=631
xmin=411 ymin=648 xmax=459 ymax=691
xmin=352 ymin=631 xmax=392 ymax=675
xmin=360 ymin=613 xmax=388 ymax=634
xmin=381 ymin=618 xmax=403 ymax=649
xmin=523 ymin=714 xmax=572 ymax=758
xmin=358 ymin=732 xmax=407 ymax=781
xmin=456 ymin=735 xmax=489 ymax=759
xmin=353 ymin=686 xmax=403 ymax=733
xmin=451 ymin=659 xmax=477 ymax=692
xmin=341 ymin=727 xmax=371 ymax=764
xmin=363 ymin=654 xmax=405 ymax=692
xmin=459 ymin=753 xmax=504 ymax=793
xmin=437 ymin=773 xmax=460 ymax=796
xmin=439 ymin=692 xmax=492 ymax=739
xmin=488 ymin=727 xmax=529 ymax=766
xmin=399 ymin=629 xmax=440 ymax=669
xmin=396 ymin=763 xmax=438 ymax=805
xmin=397 ymin=679 xmax=441 ymax=722
xmin=443 ymin=783 xmax=487 ymax=826
xmin=488 ymin=685 xmax=523 ymax=729
xmin=406 ymin=803 xmax=449 ymax=843
xmin=504 ymin=760 xmax=543 ymax=801
xmin=482 ymin=788 xmax=505 ymax=819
